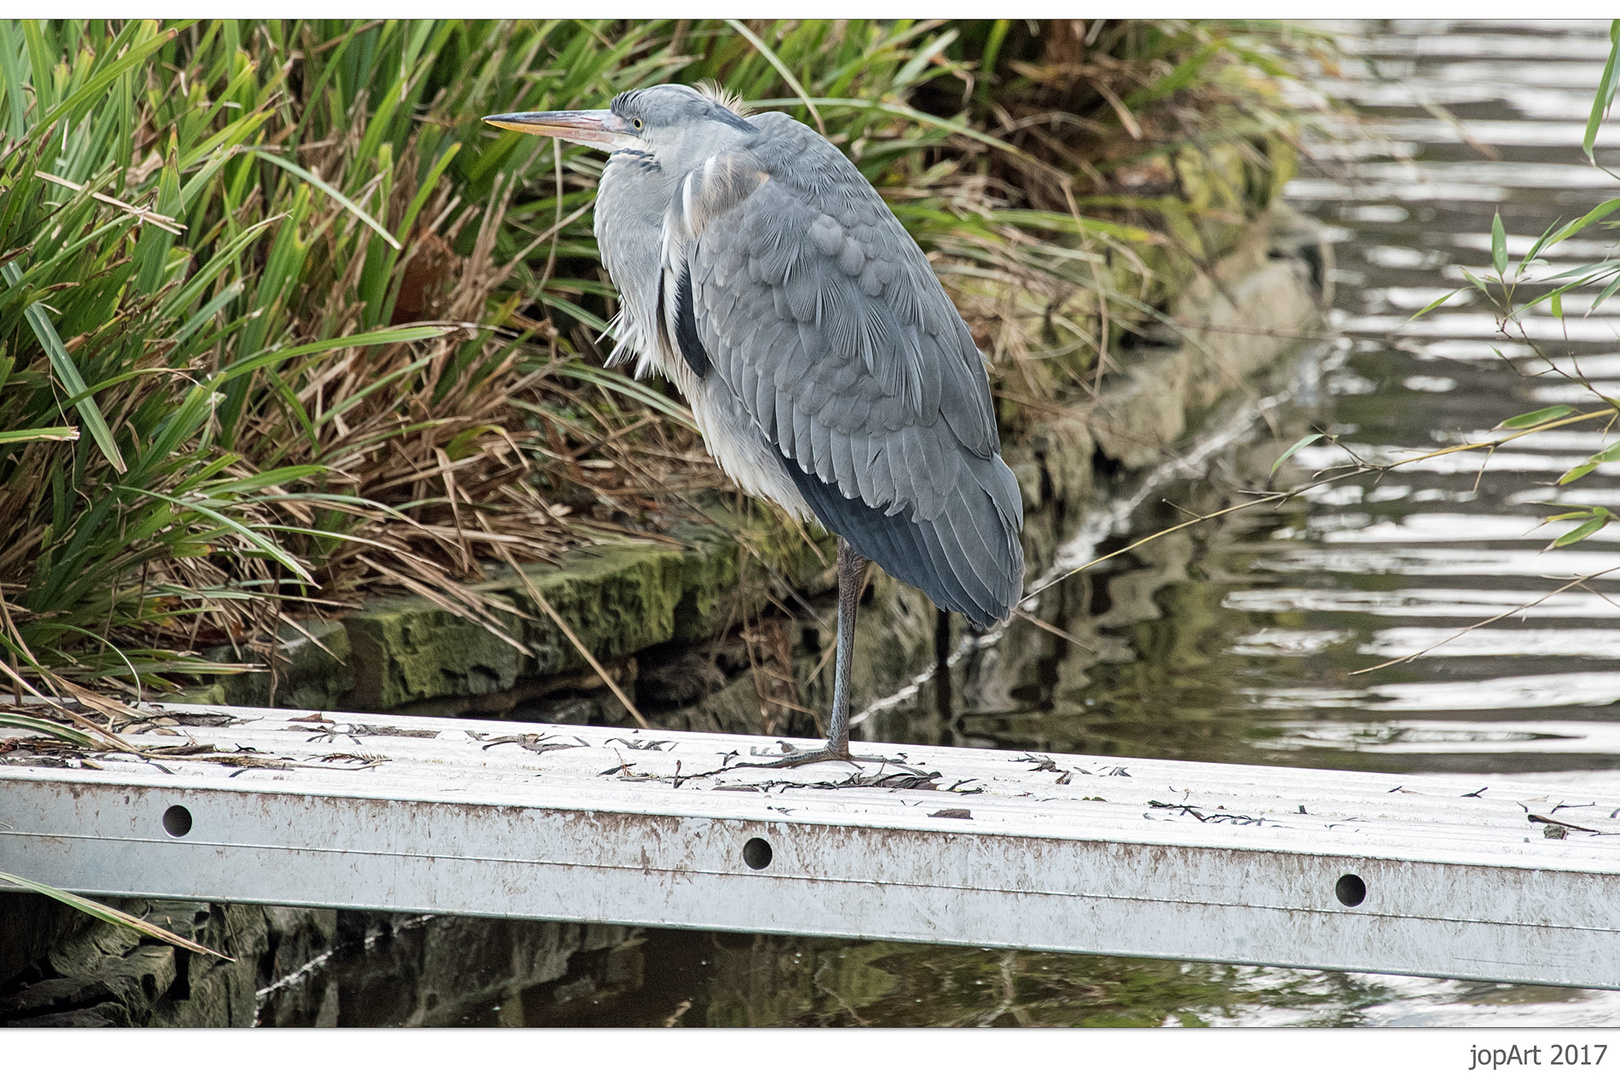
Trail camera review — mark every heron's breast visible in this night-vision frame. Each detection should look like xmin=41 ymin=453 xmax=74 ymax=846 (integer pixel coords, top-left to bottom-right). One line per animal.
xmin=674 ymin=365 xmax=811 ymax=522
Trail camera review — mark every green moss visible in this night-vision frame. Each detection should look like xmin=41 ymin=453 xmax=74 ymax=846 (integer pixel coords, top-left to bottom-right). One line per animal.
xmin=209 ymin=620 xmax=352 ymax=709
xmin=159 ymin=682 xmax=228 ymax=707
xmin=344 ymin=601 xmax=526 ymax=710
xmin=325 ymin=506 xmax=823 ymax=711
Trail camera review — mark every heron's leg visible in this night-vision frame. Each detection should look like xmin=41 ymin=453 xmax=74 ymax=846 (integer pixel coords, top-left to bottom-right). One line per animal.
xmin=746 ymin=538 xmax=921 ymax=770
xmin=823 ymin=535 xmax=863 ymax=755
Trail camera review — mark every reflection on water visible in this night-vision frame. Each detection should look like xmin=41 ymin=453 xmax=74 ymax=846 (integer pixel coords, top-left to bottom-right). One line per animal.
xmin=470 ymin=932 xmax=1616 ymax=1028
xmin=475 ymin=21 xmax=1620 ymax=1027
xmin=459 ymin=929 xmax=1620 ymax=1028
xmin=1225 ymin=587 xmax=1620 ymax=619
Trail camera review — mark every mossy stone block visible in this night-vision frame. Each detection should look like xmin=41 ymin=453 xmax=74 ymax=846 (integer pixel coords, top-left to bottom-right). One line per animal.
xmin=663 ymin=526 xmax=748 ymax=644
xmin=207 ymin=619 xmax=352 ymax=709
xmin=501 ymin=543 xmax=697 ymax=673
xmin=344 ymin=600 xmax=525 ymax=711
xmin=159 ymin=682 xmax=228 ymax=707
xmin=337 ymin=527 xmax=766 ymax=710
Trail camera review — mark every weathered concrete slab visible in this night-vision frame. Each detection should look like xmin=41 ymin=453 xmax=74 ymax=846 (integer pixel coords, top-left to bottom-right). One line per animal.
xmin=3 ymin=703 xmax=1616 ymax=991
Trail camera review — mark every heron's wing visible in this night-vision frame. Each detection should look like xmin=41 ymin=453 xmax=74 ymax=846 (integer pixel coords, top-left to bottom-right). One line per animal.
xmin=666 ymin=114 xmax=1024 ymax=626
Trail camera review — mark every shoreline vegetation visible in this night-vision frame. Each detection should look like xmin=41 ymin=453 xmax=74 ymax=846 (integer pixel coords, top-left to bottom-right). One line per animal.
xmin=0 ymin=18 xmax=1329 ymax=716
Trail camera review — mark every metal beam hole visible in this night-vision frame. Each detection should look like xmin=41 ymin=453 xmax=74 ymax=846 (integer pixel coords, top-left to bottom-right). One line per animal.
xmin=1335 ymin=873 xmax=1366 ymax=907
xmin=162 ymin=804 xmax=193 ymax=838
xmin=743 ymin=837 xmax=773 ymax=870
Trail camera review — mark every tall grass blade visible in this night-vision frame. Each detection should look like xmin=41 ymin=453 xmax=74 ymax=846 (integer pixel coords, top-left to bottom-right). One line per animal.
xmin=1 ymin=261 xmax=126 ymax=473
xmin=1586 ymin=20 xmax=1620 ymax=165
xmin=250 ymin=149 xmax=402 ymax=250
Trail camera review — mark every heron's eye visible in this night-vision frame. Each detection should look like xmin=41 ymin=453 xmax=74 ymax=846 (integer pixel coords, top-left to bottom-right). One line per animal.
xmin=632 ymin=117 xmax=643 ymax=130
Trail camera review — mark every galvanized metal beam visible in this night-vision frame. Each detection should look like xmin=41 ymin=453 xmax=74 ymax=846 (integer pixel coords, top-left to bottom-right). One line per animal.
xmin=3 ymin=703 xmax=1618 ymax=989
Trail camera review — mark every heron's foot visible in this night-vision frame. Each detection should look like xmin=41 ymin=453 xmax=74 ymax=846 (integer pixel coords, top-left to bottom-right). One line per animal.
xmin=742 ymin=741 xmax=925 ymax=771
xmin=753 ymin=744 xmax=853 ymax=769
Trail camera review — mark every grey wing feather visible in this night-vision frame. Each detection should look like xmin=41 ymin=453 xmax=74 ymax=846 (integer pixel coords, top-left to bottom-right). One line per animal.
xmin=678 ymin=112 xmax=1023 ymax=625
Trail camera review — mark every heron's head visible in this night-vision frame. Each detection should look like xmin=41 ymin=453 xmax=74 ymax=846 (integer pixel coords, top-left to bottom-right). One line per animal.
xmin=484 ymin=84 xmax=755 ymax=171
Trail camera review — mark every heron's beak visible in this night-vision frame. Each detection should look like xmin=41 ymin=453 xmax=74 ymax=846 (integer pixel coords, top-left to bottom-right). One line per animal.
xmin=482 ymin=109 xmax=636 ymax=150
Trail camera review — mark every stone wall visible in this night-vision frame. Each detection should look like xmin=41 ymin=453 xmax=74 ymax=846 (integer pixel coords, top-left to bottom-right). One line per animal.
xmin=0 ymin=894 xmax=635 ymax=1027
xmin=0 ymin=899 xmax=262 ymax=1026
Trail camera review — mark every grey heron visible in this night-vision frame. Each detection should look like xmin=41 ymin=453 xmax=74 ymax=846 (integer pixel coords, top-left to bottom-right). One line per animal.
xmin=485 ymin=84 xmax=1024 ymax=764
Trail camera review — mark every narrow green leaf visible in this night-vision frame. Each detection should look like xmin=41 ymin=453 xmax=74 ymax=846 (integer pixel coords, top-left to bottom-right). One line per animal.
xmin=223 ymin=325 xmax=448 ymax=382
xmin=0 ymin=21 xmax=28 ymax=140
xmin=1271 ymin=432 xmax=1325 ymax=476
xmin=1585 ymin=21 xmax=1620 ymax=165
xmin=0 ymin=712 xmax=95 ymax=746
xmin=250 ymin=149 xmax=401 ymax=250
xmin=315 ymin=358 xmax=429 ymax=429
xmin=1592 ymin=271 xmax=1620 ymax=313
xmin=133 ymin=134 xmax=183 ymax=295
xmin=159 ymin=217 xmax=279 ymax=324
xmin=893 ymin=28 xmax=958 ymax=91
xmin=1 ymin=261 xmax=126 ymax=473
xmin=980 ymin=19 xmax=1010 ymax=75
xmin=1520 ymin=217 xmax=1563 ymax=273
xmin=1551 ymin=291 xmax=1564 ymax=320
xmin=1501 ymin=405 xmax=1574 ymax=429
xmin=198 ymin=464 xmax=326 ymax=495
xmin=172 ymin=281 xmax=245 ymax=346
xmin=1554 ymin=511 xmax=1611 ymax=547
xmin=396 ymin=142 xmax=460 ymax=244
xmin=555 ymin=361 xmax=697 ymax=430
xmin=0 ymin=426 xmax=77 ymax=445
xmin=19 ymin=20 xmax=50 ymax=117
xmin=748 ymin=96 xmax=1031 ymax=161
xmin=1491 ymin=210 xmax=1508 ymax=277
xmin=1542 ymin=260 xmax=1619 ymax=282
xmin=1558 ymin=463 xmax=1599 ymax=485
xmin=1551 ymin=199 xmax=1620 ymax=249
xmin=118 ymin=487 xmax=315 ymax=584
xmin=727 ymin=20 xmax=826 ymax=134
xmin=1407 ymin=289 xmax=1460 ymax=321
xmin=538 ymin=292 xmax=609 ymax=334
xmin=34 ymin=22 xmax=176 ymax=134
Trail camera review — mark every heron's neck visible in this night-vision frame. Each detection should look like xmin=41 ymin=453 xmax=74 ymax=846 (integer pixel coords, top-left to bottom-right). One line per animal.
xmin=596 ymin=148 xmax=680 ymax=380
